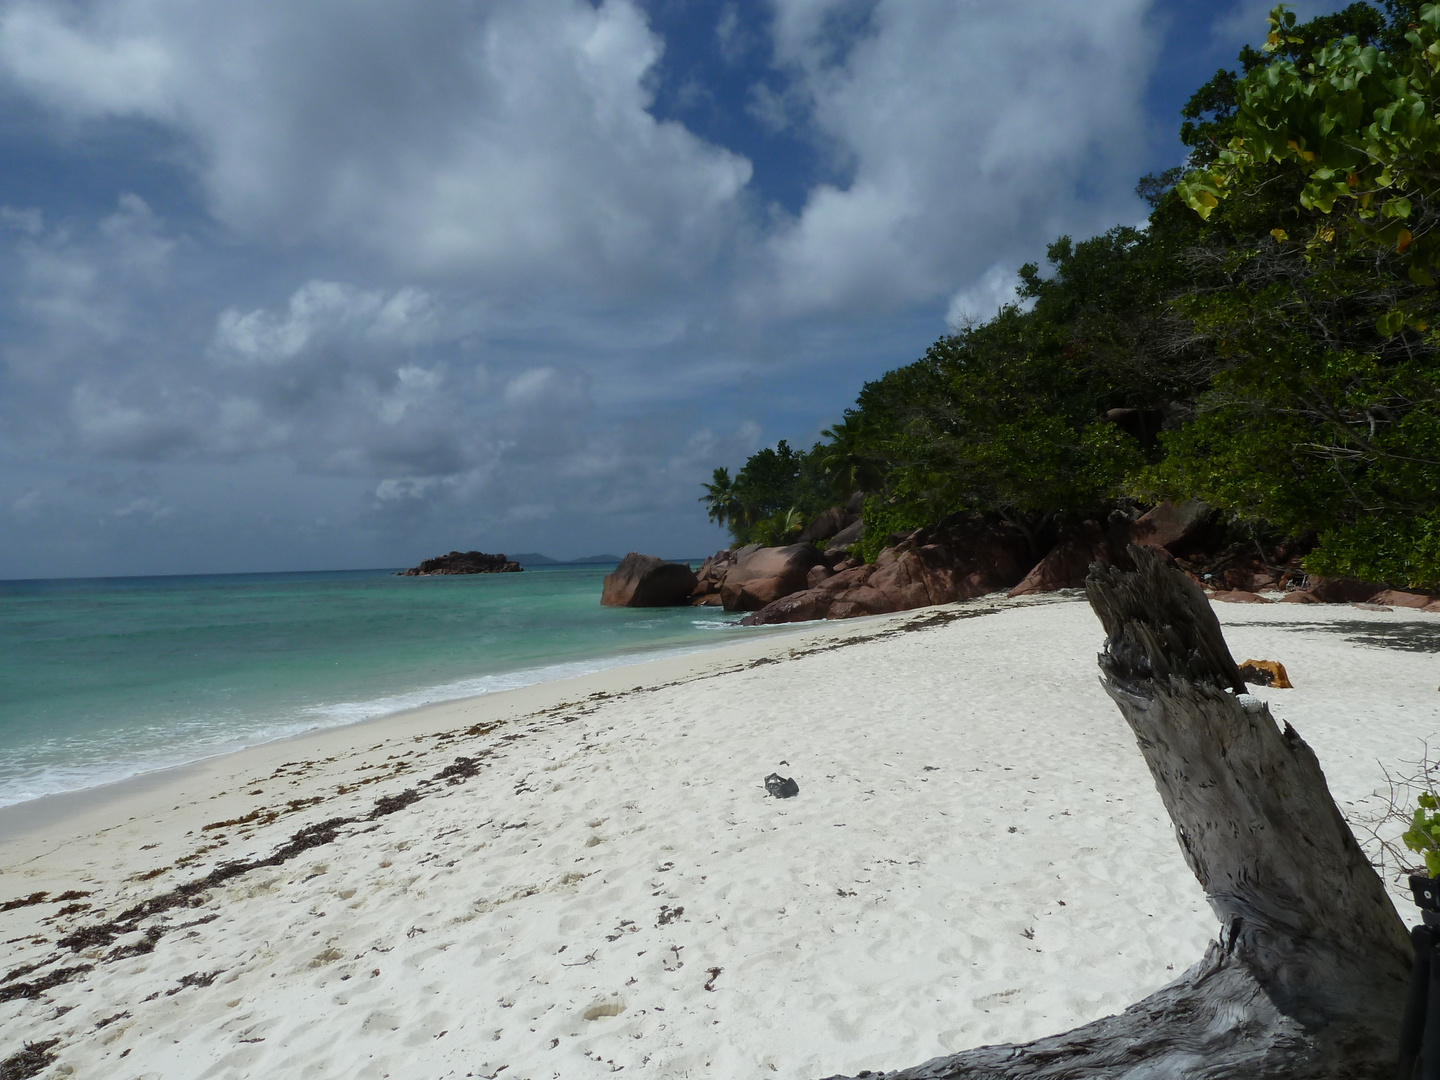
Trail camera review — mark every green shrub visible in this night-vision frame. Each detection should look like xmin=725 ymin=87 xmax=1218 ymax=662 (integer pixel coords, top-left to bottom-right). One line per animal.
xmin=857 ymin=495 xmax=929 ymax=564
xmin=1304 ymin=510 xmax=1440 ymax=590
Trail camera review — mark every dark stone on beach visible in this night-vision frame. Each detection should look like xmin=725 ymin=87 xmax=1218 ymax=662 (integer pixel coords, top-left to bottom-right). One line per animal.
xmin=398 ymin=551 xmax=522 ymax=576
xmin=879 ymin=518 xmax=1031 ymax=605
xmin=1308 ymin=574 xmax=1388 ymax=603
xmin=601 ymin=553 xmax=698 ymax=607
xmin=764 ymin=773 xmax=799 ymax=798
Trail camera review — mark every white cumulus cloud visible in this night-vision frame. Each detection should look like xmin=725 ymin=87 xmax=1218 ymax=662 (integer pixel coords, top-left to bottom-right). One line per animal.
xmin=0 ymin=0 xmax=754 ymax=290
xmin=0 ymin=0 xmax=1175 ymax=573
xmin=759 ymin=0 xmax=1156 ymax=315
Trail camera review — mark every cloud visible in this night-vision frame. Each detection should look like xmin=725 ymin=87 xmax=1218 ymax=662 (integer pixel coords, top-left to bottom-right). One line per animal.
xmin=945 ymin=264 xmax=1023 ymax=329
xmin=715 ymin=3 xmax=756 ymax=66
xmin=0 ymin=3 xmax=176 ymax=117
xmin=213 ymin=282 xmax=439 ymax=367
xmin=0 ymin=193 xmax=180 ymax=418
xmin=0 ymin=0 xmax=1157 ymax=318
xmin=1210 ymin=0 xmax=1353 ymax=47
xmin=0 ymin=206 xmax=42 ymax=236
xmin=374 ymin=475 xmax=454 ymax=503
xmin=758 ymin=0 xmax=1157 ymax=315
xmin=112 ymin=496 xmax=172 ymax=520
xmin=0 ymin=0 xmax=1173 ymax=574
xmin=10 ymin=488 xmax=40 ymax=520
xmin=69 ymin=382 xmax=199 ymax=459
xmin=503 ymin=366 xmax=562 ymax=407
xmin=0 ymin=0 xmax=754 ymax=291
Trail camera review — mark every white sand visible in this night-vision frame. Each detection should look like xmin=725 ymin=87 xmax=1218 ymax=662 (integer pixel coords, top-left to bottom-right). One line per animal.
xmin=1 ymin=596 xmax=1437 ymax=1079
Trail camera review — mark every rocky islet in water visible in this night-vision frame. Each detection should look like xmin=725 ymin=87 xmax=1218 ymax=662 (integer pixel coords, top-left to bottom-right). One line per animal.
xmin=397 ymin=551 xmax=523 ymax=576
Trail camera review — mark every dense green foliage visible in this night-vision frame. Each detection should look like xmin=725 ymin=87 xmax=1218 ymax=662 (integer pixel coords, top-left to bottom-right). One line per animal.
xmin=1405 ymin=790 xmax=1440 ymax=876
xmin=700 ymin=441 xmax=837 ymax=546
xmin=1166 ymin=1 xmax=1440 ymax=585
xmin=707 ymin=2 xmax=1440 ymax=587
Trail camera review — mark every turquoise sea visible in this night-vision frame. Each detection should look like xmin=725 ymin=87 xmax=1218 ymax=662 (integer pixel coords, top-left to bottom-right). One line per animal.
xmin=0 ymin=564 xmax=760 ymax=808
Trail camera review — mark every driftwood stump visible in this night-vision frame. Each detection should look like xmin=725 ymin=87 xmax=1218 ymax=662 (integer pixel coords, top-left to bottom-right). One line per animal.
xmin=826 ymin=547 xmax=1411 ymax=1079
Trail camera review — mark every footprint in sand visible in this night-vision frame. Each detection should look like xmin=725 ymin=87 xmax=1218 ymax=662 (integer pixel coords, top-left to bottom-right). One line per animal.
xmin=583 ymin=999 xmax=627 ymax=1020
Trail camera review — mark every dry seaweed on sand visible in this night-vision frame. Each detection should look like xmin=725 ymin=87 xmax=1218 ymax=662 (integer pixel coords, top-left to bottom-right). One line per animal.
xmin=0 ymin=1039 xmax=59 ymax=1080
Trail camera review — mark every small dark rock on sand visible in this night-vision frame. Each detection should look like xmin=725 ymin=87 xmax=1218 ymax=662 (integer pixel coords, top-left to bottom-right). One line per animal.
xmin=764 ymin=773 xmax=799 ymax=798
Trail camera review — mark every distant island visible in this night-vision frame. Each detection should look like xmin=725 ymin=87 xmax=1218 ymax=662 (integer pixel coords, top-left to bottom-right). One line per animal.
xmin=398 ymin=552 xmax=625 ymax=574
xmin=398 ymin=551 xmax=523 ymax=576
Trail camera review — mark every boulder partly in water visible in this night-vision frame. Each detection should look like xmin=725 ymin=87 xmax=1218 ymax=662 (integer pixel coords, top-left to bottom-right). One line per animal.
xmin=601 ymin=553 xmax=698 ymax=607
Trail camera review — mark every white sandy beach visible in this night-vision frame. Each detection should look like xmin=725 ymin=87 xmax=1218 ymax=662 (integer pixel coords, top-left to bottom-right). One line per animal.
xmin=2 ymin=595 xmax=1438 ymax=1079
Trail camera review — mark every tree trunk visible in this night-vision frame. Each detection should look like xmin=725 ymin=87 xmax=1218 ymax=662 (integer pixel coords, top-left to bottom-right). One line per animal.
xmin=824 ymin=546 xmax=1412 ymax=1079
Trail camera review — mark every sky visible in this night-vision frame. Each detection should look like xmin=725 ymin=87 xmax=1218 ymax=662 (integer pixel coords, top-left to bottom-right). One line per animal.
xmin=0 ymin=0 xmax=1355 ymax=577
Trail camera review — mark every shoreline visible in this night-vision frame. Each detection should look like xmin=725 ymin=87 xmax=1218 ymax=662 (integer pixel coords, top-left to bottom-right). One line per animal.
xmin=0 ymin=622 xmax=800 ymax=823
xmin=0 ymin=601 xmax=964 ymax=850
xmin=0 ymin=562 xmax=742 ymax=814
xmin=3 ymin=596 xmax=1438 ymax=1079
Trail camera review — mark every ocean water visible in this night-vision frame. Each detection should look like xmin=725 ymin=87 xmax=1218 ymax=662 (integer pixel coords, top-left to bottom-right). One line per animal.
xmin=0 ymin=565 xmax=759 ymax=808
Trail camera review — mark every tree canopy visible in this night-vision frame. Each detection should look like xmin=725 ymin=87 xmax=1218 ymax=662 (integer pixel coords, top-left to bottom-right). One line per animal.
xmin=708 ymin=2 xmax=1440 ymax=588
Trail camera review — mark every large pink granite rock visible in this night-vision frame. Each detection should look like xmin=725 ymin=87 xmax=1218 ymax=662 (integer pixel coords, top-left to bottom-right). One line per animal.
xmin=1008 ymin=520 xmax=1118 ymax=597
xmin=1370 ymin=589 xmax=1435 ymax=609
xmin=720 ymin=544 xmax=823 ymax=612
xmin=1210 ymin=589 xmax=1272 ymax=604
xmin=691 ymin=549 xmax=738 ymax=600
xmin=601 ymin=553 xmax=698 ymax=607
xmin=1307 ymin=575 xmax=1383 ymax=603
xmin=742 ymin=519 xmax=1029 ymax=624
xmin=1128 ymin=499 xmax=1211 ymax=553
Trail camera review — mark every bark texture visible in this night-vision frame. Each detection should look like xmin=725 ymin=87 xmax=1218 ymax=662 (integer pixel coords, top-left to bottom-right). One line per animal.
xmin=823 ymin=546 xmax=1411 ymax=1079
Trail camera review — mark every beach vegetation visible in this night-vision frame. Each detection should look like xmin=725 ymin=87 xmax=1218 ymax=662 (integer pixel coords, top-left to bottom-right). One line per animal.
xmin=708 ymin=439 xmax=839 ymax=546
xmin=1405 ymin=790 xmax=1440 ymax=876
xmin=699 ymin=467 xmax=740 ymax=530
xmin=708 ymin=1 xmax=1440 ymax=586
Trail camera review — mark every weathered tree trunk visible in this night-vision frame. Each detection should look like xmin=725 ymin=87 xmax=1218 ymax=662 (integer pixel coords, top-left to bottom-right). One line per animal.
xmin=825 ymin=547 xmax=1412 ymax=1079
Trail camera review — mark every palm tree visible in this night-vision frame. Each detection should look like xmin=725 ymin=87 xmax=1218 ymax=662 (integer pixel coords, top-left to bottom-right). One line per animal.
xmin=699 ymin=467 xmax=739 ymax=529
xmin=817 ymin=413 xmax=882 ymax=496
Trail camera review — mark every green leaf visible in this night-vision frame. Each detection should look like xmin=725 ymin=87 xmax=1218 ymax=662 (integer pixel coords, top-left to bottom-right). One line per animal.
xmin=1391 ymin=196 xmax=1414 ymax=219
